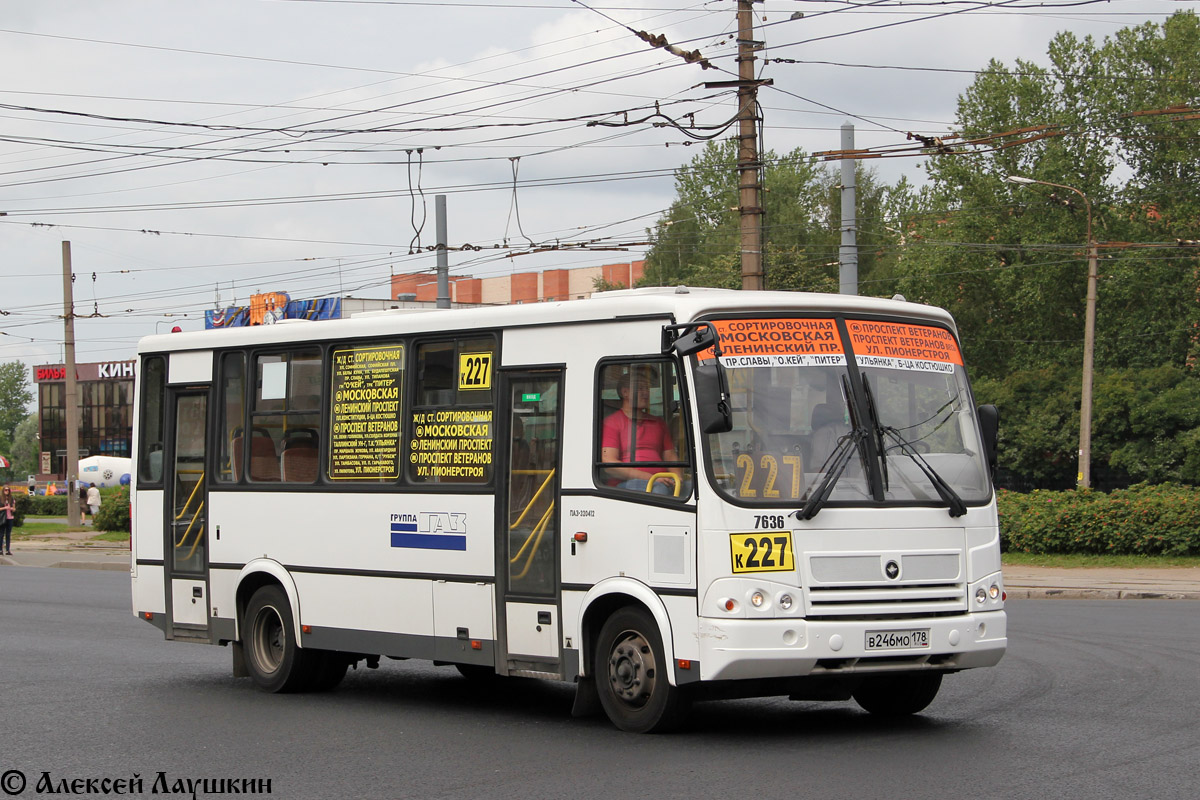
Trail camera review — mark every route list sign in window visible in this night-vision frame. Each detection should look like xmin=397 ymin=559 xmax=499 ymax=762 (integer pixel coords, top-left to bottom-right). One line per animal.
xmin=329 ymin=344 xmax=404 ymax=480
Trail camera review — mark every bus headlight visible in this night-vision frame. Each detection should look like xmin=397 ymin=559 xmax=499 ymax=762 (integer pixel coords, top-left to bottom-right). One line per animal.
xmin=778 ymin=593 xmax=793 ymax=611
xmin=989 ymin=584 xmax=1000 ymax=600
xmin=750 ymin=591 xmax=765 ymax=608
xmin=975 ymin=587 xmax=987 ymax=605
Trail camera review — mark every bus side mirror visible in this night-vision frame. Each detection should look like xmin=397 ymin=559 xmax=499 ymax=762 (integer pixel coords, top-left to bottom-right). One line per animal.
xmin=662 ymin=322 xmax=732 ymax=434
xmin=670 ymin=326 xmax=717 ymax=357
xmin=977 ymin=404 xmax=999 ymax=479
xmin=694 ymin=362 xmax=733 ymax=434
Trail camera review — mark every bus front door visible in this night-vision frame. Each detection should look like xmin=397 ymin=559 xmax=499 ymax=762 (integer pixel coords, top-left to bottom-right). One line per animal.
xmin=498 ymin=371 xmax=563 ymax=677
xmin=164 ymin=390 xmax=210 ymax=642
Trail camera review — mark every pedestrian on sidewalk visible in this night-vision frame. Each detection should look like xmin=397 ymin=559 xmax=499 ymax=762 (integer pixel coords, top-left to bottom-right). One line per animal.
xmin=1 ymin=486 xmax=15 ymax=555
xmin=78 ymin=482 xmax=90 ymax=523
xmin=86 ymin=483 xmax=101 ymax=521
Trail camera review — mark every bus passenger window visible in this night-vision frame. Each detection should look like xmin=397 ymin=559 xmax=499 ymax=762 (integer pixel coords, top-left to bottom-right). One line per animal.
xmin=217 ymin=353 xmax=245 ymax=483
xmin=408 ymin=337 xmax=495 ymax=485
xmin=137 ymin=356 xmax=166 ymax=485
xmin=250 ymin=348 xmax=322 ymax=484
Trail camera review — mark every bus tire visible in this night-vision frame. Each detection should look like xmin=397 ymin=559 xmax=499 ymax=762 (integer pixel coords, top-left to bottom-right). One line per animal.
xmin=852 ymin=672 xmax=943 ymax=716
xmin=594 ymin=606 xmax=689 ymax=733
xmin=454 ymin=663 xmax=497 ymax=681
xmin=242 ymin=584 xmax=315 ymax=693
xmin=306 ymin=651 xmax=349 ymax=692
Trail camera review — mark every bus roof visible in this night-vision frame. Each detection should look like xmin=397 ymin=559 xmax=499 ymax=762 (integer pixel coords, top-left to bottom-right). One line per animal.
xmin=136 ymin=287 xmax=956 ymax=354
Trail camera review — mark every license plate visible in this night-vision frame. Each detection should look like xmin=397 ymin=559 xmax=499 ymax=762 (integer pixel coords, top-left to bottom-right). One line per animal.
xmin=729 ymin=531 xmax=795 ymax=574
xmin=865 ymin=628 xmax=930 ymax=650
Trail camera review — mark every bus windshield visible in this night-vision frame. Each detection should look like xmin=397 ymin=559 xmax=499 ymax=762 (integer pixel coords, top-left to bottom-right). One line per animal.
xmin=701 ymin=316 xmax=990 ymax=508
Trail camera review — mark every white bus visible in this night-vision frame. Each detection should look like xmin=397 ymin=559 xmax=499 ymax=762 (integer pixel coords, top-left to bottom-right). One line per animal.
xmin=131 ymin=287 xmax=1006 ymax=732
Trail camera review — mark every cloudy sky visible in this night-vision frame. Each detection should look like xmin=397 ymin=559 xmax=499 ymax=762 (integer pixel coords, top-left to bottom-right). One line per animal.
xmin=0 ymin=0 xmax=1191 ymax=370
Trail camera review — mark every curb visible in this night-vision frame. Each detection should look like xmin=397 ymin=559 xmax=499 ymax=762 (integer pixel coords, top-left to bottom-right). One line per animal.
xmin=1006 ymin=587 xmax=1200 ymax=600
xmin=50 ymin=561 xmax=130 ymax=572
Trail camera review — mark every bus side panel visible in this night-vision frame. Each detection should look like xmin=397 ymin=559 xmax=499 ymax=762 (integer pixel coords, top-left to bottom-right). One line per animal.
xmin=132 ymin=564 xmax=166 ymax=619
xmin=208 ymin=492 xmax=496 ymax=580
xmin=131 ymin=488 xmax=165 ymax=621
xmin=133 ymin=488 xmax=164 ymax=564
xmin=294 ymin=573 xmax=434 ymax=643
xmin=207 ymin=491 xmax=496 ymax=653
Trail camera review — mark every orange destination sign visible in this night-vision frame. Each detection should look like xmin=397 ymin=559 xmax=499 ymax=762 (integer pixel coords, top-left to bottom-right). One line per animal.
xmin=702 ymin=318 xmax=845 ymax=368
xmin=846 ymin=320 xmax=963 ymax=373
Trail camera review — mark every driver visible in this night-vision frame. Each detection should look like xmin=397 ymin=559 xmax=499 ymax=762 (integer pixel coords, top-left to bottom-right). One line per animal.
xmin=601 ymin=365 xmax=682 ymax=495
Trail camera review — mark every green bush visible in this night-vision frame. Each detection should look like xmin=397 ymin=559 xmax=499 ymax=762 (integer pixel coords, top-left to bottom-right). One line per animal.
xmin=999 ymin=484 xmax=1200 ymax=556
xmin=93 ymin=485 xmax=130 ymax=533
xmin=12 ymin=492 xmax=29 ymax=527
xmin=30 ymin=494 xmax=68 ymax=516
xmin=974 ymin=366 xmax=1200 ymax=489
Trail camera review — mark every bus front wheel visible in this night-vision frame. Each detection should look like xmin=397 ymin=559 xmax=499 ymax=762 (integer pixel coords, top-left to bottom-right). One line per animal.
xmin=594 ymin=606 xmax=689 ymax=733
xmin=852 ymin=672 xmax=943 ymax=716
xmin=243 ymin=585 xmax=323 ymax=693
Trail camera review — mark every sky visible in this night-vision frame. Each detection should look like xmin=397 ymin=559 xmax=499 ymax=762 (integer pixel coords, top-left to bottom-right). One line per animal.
xmin=0 ymin=0 xmax=1193 ymax=373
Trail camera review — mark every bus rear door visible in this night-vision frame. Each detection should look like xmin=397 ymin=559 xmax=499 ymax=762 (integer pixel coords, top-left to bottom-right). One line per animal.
xmin=497 ymin=370 xmax=563 ymax=676
xmin=163 ymin=388 xmax=211 ymax=642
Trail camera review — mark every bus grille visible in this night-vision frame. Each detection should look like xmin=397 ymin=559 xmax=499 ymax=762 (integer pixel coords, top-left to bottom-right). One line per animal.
xmin=805 ymin=582 xmax=966 ymax=618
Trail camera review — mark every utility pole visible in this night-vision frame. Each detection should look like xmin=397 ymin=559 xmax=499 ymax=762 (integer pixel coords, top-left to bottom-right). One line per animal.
xmin=736 ymin=0 xmax=764 ymax=291
xmin=435 ymin=194 xmax=450 ymax=309
xmin=704 ymin=1 xmax=770 ymax=290
xmin=61 ymin=241 xmax=81 ymax=526
xmin=839 ymin=122 xmax=858 ymax=295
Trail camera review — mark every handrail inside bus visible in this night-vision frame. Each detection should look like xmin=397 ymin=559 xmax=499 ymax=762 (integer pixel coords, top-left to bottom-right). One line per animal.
xmin=176 ymin=500 xmax=206 ymax=560
xmin=644 ymin=472 xmax=681 ymax=497
xmin=173 ymin=469 xmax=206 ymax=561
xmin=173 ymin=470 xmax=205 ymax=522
xmin=509 ymin=469 xmax=554 ymax=530
xmin=508 ymin=468 xmax=556 ymax=581
xmin=510 ymin=502 xmax=555 ymax=581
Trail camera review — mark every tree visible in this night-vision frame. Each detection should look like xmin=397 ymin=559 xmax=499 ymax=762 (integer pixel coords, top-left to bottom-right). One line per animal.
xmin=890 ymin=12 xmax=1200 ymax=380
xmin=10 ymin=414 xmax=38 ymax=480
xmin=641 ymin=138 xmax=900 ymax=293
xmin=0 ymin=361 xmax=33 ymax=442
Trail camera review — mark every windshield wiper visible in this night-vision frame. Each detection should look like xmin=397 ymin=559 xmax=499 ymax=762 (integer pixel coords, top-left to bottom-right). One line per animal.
xmin=791 ymin=427 xmax=867 ymax=521
xmin=881 ymin=427 xmax=967 ymax=517
xmin=861 ymin=379 xmax=889 ymax=492
xmin=793 ymin=375 xmax=873 ymax=521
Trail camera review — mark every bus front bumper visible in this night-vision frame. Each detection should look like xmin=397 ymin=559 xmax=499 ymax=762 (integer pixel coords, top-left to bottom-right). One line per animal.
xmin=696 ymin=610 xmax=1006 ymax=682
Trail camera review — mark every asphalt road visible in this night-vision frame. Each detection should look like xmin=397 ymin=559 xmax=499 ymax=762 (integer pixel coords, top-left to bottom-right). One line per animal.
xmin=2 ymin=567 xmax=1197 ymax=800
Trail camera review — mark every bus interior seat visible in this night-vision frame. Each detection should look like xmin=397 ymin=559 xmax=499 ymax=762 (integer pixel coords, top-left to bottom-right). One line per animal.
xmin=280 ymin=435 xmax=318 ymax=483
xmin=249 ymin=429 xmax=281 ymax=482
xmin=810 ymin=403 xmax=848 ymax=469
xmin=230 ymin=435 xmax=243 ymax=481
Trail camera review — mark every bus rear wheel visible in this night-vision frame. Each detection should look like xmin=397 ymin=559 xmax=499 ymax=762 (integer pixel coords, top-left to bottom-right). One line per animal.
xmin=243 ymin=585 xmax=324 ymax=693
xmin=852 ymin=672 xmax=943 ymax=716
xmin=594 ymin=607 xmax=689 ymax=733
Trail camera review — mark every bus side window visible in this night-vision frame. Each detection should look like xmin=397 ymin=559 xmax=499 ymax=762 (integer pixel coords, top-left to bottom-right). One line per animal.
xmin=409 ymin=337 xmax=495 ymax=485
xmin=137 ymin=356 xmax=167 ymax=485
xmin=250 ymin=348 xmax=322 ymax=484
xmin=594 ymin=359 xmax=692 ymax=498
xmin=216 ymin=353 xmax=245 ymax=483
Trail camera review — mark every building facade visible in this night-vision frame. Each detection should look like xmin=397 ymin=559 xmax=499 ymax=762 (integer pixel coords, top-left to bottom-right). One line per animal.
xmin=32 ymin=361 xmax=136 ymax=479
xmin=390 ymin=260 xmax=646 ymax=305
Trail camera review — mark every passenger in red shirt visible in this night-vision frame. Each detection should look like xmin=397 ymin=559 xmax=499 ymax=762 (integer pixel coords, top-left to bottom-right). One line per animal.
xmin=601 ymin=366 xmax=682 ymax=495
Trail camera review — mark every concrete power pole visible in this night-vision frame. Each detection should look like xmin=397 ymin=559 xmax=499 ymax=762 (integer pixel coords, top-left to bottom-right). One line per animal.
xmin=705 ymin=1 xmax=771 ymax=290
xmin=839 ymin=123 xmax=858 ymax=295
xmin=435 ymin=194 xmax=450 ymax=309
xmin=736 ymin=0 xmax=764 ymax=291
xmin=61 ymin=241 xmax=81 ymax=526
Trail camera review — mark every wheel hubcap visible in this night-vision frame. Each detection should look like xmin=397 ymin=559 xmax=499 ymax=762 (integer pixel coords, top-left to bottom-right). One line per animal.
xmin=607 ymin=629 xmax=656 ymax=707
xmin=250 ymin=605 xmax=284 ymax=675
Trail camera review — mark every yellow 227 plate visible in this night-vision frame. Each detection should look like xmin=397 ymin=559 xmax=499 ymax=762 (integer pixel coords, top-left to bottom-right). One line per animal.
xmin=729 ymin=531 xmax=795 ymax=574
